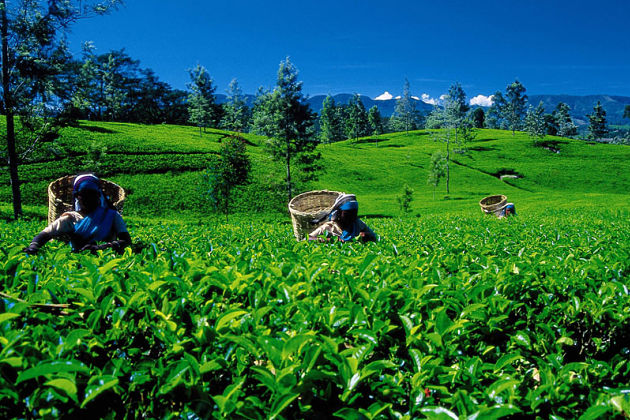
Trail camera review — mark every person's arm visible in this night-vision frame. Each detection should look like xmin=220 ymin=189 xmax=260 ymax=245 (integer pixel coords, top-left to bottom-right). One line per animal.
xmin=23 ymin=231 xmax=52 ymax=255
xmin=358 ymin=220 xmax=377 ymax=242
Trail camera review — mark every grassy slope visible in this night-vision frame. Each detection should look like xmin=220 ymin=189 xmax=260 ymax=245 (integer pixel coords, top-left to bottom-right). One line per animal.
xmin=317 ymin=130 xmax=630 ymax=216
xmin=1 ymin=121 xmax=629 ymax=219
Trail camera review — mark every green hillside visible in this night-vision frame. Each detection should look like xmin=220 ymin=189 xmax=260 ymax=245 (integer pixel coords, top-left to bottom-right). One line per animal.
xmin=1 ymin=123 xmax=629 ymax=417
xmin=1 ymin=121 xmax=629 ymax=219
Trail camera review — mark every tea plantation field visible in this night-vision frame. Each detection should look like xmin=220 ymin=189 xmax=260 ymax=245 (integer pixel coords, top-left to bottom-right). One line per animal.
xmin=2 ymin=120 xmax=630 ymax=218
xmin=1 ymin=211 xmax=629 ymax=418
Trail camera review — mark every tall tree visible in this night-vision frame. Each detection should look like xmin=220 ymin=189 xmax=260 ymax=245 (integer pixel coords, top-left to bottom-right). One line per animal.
xmin=221 ymin=78 xmax=250 ymax=133
xmin=587 ymin=101 xmax=608 ymax=140
xmin=1 ymin=0 xmax=120 ymax=220
xmin=319 ymin=95 xmax=345 ymax=143
xmin=504 ymin=80 xmax=528 ymax=134
xmin=553 ymin=102 xmax=577 ymax=138
xmin=391 ymin=78 xmax=417 ymax=133
xmin=368 ymin=105 xmax=384 ymax=136
xmin=486 ymin=91 xmax=506 ymax=129
xmin=471 ymin=107 xmax=485 ymax=128
xmin=525 ymin=101 xmax=546 ymax=142
xmin=623 ymin=104 xmax=630 ymax=120
xmin=438 ymin=83 xmax=475 ymax=193
xmin=187 ymin=64 xmax=217 ymax=135
xmin=345 ymin=94 xmax=370 ymax=142
xmin=251 ymin=57 xmax=319 ymax=201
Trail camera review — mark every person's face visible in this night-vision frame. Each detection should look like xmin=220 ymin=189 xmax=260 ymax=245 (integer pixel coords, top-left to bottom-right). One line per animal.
xmin=77 ymin=189 xmax=100 ymax=212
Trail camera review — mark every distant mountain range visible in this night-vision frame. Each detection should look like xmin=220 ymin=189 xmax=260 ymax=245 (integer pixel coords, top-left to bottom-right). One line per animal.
xmin=216 ymin=93 xmax=630 ymax=125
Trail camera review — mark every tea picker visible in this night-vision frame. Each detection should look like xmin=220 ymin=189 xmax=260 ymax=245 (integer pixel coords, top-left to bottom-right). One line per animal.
xmin=23 ymin=174 xmax=131 ymax=254
xmin=480 ymin=195 xmax=517 ymax=218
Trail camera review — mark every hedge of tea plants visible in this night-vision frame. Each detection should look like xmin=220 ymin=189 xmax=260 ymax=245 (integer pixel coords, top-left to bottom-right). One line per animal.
xmin=1 ymin=212 xmax=629 ymax=418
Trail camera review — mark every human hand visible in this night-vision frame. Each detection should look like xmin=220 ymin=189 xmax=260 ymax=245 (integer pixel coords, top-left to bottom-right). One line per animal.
xmin=79 ymin=243 xmax=101 ymax=254
xmin=23 ymin=244 xmax=39 ymax=255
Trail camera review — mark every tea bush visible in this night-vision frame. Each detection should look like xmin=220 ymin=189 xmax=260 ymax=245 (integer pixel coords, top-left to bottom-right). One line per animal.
xmin=0 ymin=212 xmax=629 ymax=418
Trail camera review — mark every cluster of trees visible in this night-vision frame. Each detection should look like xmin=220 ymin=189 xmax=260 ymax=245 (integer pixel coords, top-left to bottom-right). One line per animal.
xmin=318 ymin=79 xmax=423 ymax=143
xmin=70 ymin=45 xmax=189 ymax=125
xmin=484 ymin=79 xmax=622 ymax=142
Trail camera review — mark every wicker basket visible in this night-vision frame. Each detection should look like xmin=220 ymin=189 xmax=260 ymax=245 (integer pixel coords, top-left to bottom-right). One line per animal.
xmin=47 ymin=175 xmax=126 ymax=224
xmin=479 ymin=194 xmax=507 ymax=216
xmin=288 ymin=190 xmax=342 ymax=241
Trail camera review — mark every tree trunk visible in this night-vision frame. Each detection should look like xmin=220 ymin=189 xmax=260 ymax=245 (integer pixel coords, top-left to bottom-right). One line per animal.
xmin=446 ymin=134 xmax=450 ymax=195
xmin=2 ymin=0 xmax=22 ymax=219
xmin=285 ymin=138 xmax=292 ymax=202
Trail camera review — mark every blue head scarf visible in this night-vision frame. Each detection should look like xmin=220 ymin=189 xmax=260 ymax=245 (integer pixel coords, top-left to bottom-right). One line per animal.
xmin=71 ymin=174 xmax=116 ymax=250
xmin=338 ymin=200 xmax=361 ymax=241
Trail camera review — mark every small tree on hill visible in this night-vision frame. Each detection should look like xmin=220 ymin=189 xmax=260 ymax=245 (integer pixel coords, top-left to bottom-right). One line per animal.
xmin=397 ymin=184 xmax=414 ymax=214
xmin=391 ymin=78 xmax=417 ymax=133
xmin=187 ymin=64 xmax=217 ymax=135
xmin=345 ymin=94 xmax=370 ymax=142
xmin=221 ymin=78 xmax=250 ymax=133
xmin=624 ymin=105 xmax=630 ymax=120
xmin=427 ymin=150 xmax=446 ymax=199
xmin=204 ymin=136 xmax=251 ymax=222
xmin=525 ymin=101 xmax=546 ymax=142
xmin=319 ymin=95 xmax=345 ymax=143
xmin=251 ymin=57 xmax=320 ymax=201
xmin=471 ymin=107 xmax=485 ymax=128
xmin=425 ymin=83 xmax=476 ymax=194
xmin=554 ymin=102 xmax=577 ymax=138
xmin=368 ymin=105 xmax=385 ymax=136
xmin=587 ymin=101 xmax=608 ymax=140
xmin=505 ymin=80 xmax=528 ymax=134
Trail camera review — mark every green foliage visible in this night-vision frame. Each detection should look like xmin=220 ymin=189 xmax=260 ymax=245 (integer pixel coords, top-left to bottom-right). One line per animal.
xmin=1 ymin=211 xmax=629 ymax=417
xmin=187 ymin=64 xmax=218 ymax=134
xmin=396 ymin=184 xmax=414 ymax=213
xmin=368 ymin=105 xmax=385 ymax=136
xmin=553 ymin=102 xmax=578 ymax=138
xmin=251 ymin=57 xmax=320 ymax=201
xmin=220 ymin=78 xmax=250 ymax=133
xmin=427 ymin=150 xmax=446 ymax=199
xmin=83 ymin=141 xmax=107 ymax=175
xmin=345 ymin=94 xmax=371 ymax=142
xmin=587 ymin=101 xmax=609 ymax=140
xmin=3 ymin=120 xmax=630 ymax=220
xmin=319 ymin=95 xmax=345 ymax=143
xmin=203 ymin=136 xmax=251 ymax=221
xmin=471 ymin=107 xmax=485 ymax=128
xmin=489 ymin=80 xmax=528 ymax=134
xmin=391 ymin=78 xmax=418 ymax=133
xmin=525 ymin=101 xmax=547 ymax=142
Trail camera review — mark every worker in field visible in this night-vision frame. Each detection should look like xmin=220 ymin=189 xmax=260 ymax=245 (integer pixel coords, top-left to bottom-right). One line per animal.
xmin=498 ymin=203 xmax=517 ymax=218
xmin=23 ymin=174 xmax=131 ymax=255
xmin=308 ymin=194 xmax=377 ymax=242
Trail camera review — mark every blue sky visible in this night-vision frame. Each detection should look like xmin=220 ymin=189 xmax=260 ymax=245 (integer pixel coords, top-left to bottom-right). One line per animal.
xmin=65 ymin=0 xmax=630 ymax=103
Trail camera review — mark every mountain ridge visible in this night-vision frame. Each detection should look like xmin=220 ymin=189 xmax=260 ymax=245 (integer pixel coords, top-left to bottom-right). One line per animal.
xmin=214 ymin=93 xmax=630 ymax=125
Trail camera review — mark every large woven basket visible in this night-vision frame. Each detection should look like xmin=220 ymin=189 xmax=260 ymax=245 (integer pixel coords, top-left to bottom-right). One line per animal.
xmin=288 ymin=190 xmax=342 ymax=241
xmin=479 ymin=194 xmax=507 ymax=216
xmin=47 ymin=175 xmax=126 ymax=224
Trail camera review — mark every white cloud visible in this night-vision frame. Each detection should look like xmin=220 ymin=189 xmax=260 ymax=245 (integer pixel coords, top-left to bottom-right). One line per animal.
xmin=374 ymin=91 xmax=393 ymax=100
xmin=395 ymin=95 xmax=402 ymax=100
xmin=421 ymin=93 xmax=439 ymax=105
xmin=470 ymin=94 xmax=494 ymax=107
xmin=411 ymin=95 xmax=420 ymax=100
xmin=439 ymin=94 xmax=448 ymax=101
